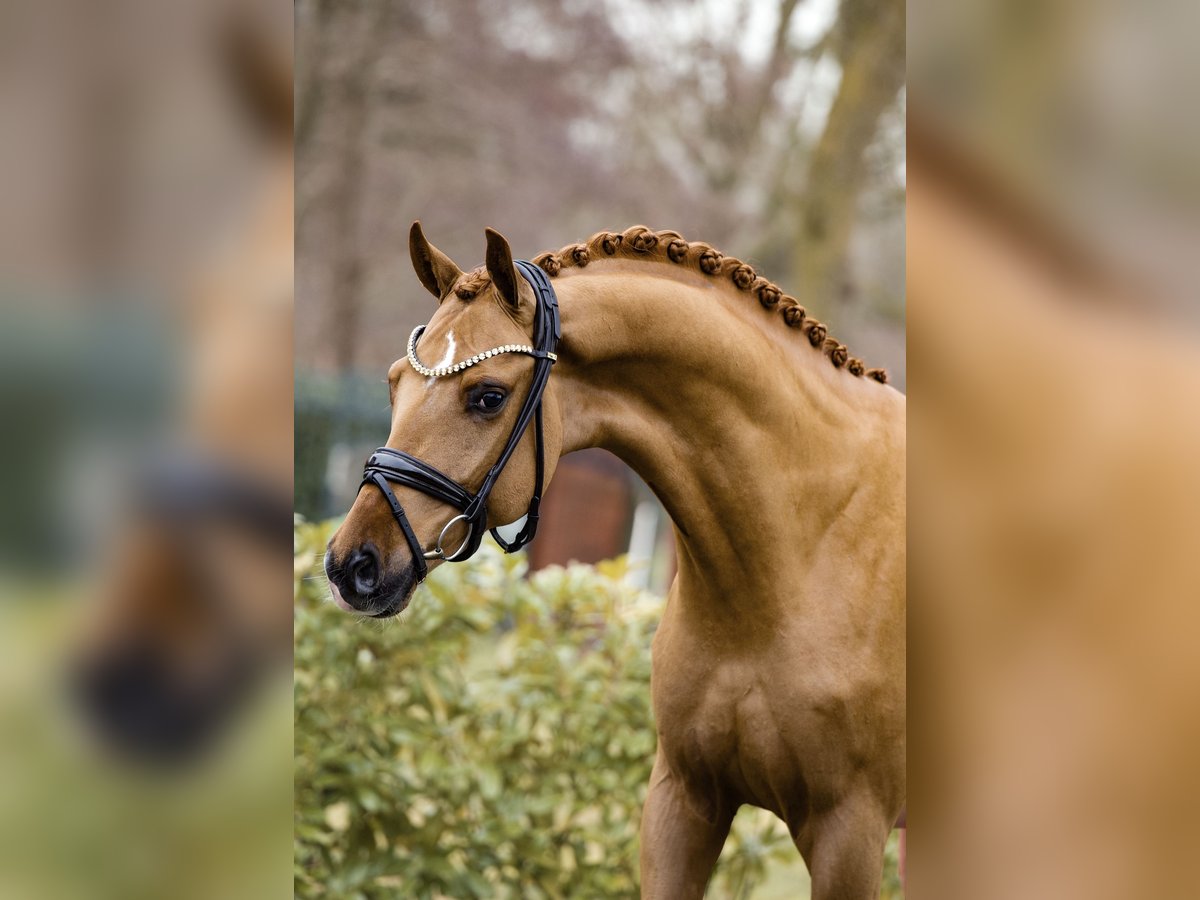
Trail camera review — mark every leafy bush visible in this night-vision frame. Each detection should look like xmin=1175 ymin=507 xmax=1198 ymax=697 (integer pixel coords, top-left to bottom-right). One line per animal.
xmin=295 ymin=520 xmax=900 ymax=898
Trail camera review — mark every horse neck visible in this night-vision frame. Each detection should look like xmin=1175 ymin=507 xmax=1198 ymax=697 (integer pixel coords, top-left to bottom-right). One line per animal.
xmin=552 ymin=264 xmax=904 ymax=613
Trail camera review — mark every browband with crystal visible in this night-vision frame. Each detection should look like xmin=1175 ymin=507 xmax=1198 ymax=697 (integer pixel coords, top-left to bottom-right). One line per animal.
xmin=407 ymin=326 xmax=557 ymax=379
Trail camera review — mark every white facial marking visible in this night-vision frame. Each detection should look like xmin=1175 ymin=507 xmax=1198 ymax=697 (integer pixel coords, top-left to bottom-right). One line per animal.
xmin=426 ymin=330 xmax=456 ymax=388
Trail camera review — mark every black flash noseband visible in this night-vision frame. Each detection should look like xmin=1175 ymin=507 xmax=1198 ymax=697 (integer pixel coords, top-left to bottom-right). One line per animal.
xmin=360 ymin=260 xmax=561 ymax=583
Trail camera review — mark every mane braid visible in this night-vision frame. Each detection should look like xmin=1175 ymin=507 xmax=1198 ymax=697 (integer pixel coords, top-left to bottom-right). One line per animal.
xmin=528 ymin=226 xmax=887 ymax=383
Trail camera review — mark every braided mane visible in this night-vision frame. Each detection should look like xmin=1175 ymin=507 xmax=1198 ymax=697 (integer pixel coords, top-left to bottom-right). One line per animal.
xmin=458 ymin=225 xmax=887 ymax=383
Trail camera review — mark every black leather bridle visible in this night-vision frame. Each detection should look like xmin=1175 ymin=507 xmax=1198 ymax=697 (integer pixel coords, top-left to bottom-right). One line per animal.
xmin=138 ymin=452 xmax=294 ymax=554
xmin=360 ymin=259 xmax=561 ymax=583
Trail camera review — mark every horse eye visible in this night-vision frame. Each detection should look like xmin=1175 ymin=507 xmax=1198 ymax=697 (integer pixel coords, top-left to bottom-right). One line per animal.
xmin=475 ymin=390 xmax=507 ymax=412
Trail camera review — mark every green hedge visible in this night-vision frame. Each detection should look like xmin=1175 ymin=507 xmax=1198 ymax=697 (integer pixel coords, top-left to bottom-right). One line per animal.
xmin=294 ymin=520 xmax=900 ymax=898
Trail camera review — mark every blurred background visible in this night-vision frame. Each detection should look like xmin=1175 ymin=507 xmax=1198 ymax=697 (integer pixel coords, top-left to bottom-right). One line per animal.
xmin=909 ymin=0 xmax=1200 ymax=313
xmin=909 ymin=1 xmax=1200 ymax=897
xmin=294 ymin=0 xmax=906 ymax=581
xmin=0 ymin=0 xmax=292 ymax=897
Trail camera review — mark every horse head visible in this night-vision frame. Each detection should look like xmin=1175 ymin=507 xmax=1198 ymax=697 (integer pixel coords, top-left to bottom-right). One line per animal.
xmin=325 ymin=224 xmax=565 ymax=617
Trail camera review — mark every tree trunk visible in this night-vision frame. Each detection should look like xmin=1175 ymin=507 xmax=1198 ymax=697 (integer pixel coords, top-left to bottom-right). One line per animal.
xmin=328 ymin=0 xmax=390 ymax=374
xmin=793 ymin=0 xmax=904 ymax=312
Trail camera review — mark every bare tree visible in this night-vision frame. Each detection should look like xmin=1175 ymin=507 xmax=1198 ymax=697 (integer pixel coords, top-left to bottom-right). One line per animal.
xmin=294 ymin=0 xmax=906 ymax=378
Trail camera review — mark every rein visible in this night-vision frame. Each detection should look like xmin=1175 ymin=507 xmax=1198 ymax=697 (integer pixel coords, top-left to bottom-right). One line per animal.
xmin=360 ymin=259 xmax=561 ymax=583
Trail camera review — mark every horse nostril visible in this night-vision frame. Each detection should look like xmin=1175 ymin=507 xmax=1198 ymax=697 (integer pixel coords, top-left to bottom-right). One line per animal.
xmin=348 ymin=545 xmax=381 ymax=596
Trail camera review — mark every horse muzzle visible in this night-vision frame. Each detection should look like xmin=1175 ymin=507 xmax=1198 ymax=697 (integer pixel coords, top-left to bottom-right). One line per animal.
xmin=324 ymin=546 xmax=418 ymax=618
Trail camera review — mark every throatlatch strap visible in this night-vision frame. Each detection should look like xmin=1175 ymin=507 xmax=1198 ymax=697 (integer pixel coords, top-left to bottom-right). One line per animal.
xmin=492 ymin=402 xmax=546 ymax=552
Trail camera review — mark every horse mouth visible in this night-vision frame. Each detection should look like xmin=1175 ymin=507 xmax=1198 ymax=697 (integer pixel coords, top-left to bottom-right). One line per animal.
xmin=327 ymin=570 xmax=415 ymax=619
xmin=367 ymin=593 xmax=410 ymax=618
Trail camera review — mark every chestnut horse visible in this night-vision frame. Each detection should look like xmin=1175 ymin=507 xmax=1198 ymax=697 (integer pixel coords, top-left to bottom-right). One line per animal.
xmin=326 ymin=224 xmax=906 ymax=898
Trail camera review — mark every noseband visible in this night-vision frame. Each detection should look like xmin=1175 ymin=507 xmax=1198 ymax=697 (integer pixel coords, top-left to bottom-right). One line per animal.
xmin=360 ymin=260 xmax=561 ymax=583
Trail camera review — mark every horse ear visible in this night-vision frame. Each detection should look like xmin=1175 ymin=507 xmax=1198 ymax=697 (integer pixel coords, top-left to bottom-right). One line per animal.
xmin=484 ymin=227 xmax=521 ymax=312
xmin=409 ymin=221 xmax=462 ymax=300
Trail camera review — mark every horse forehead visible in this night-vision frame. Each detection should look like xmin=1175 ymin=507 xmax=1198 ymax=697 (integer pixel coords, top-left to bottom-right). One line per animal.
xmin=421 ymin=298 xmax=520 ymax=350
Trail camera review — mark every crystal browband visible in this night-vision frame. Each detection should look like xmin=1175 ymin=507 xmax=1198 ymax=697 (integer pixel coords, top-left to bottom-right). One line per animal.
xmin=406 ymin=325 xmax=557 ymax=379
